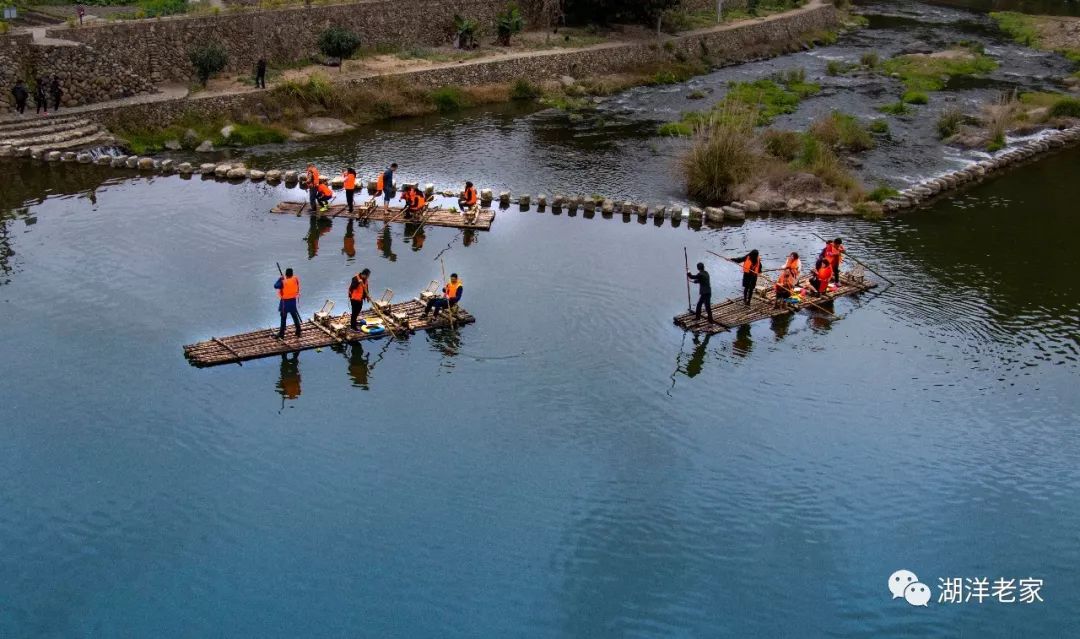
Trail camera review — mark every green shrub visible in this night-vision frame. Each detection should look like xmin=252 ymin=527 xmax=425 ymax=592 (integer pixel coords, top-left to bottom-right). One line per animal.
xmin=430 ymin=86 xmax=468 ymax=112
xmin=189 ymin=42 xmax=228 ymax=87
xmin=868 ymin=185 xmax=899 ymax=202
xmin=137 ymin=0 xmax=186 ymax=18
xmin=496 ymin=3 xmax=524 ymax=46
xmin=877 ymin=101 xmax=910 ymax=115
xmin=868 ymin=119 xmax=889 ymax=134
xmin=510 ymin=79 xmax=541 ymax=100
xmin=987 ymin=133 xmax=1006 ymax=152
xmin=1049 ymin=97 xmax=1080 ymax=118
xmin=936 ymin=107 xmax=964 ymax=138
xmin=825 ymin=60 xmax=846 ymax=76
xmin=795 ymin=135 xmax=864 ymax=199
xmin=318 ymin=27 xmax=361 ymax=71
xmin=687 ymin=89 xmax=707 ymax=100
xmin=454 ymin=14 xmax=479 ymax=49
xmin=860 ymin=52 xmax=879 ymax=68
xmin=723 ymin=73 xmax=820 ymax=125
xmin=902 ymin=90 xmax=929 ymax=105
xmin=762 ymin=129 xmax=802 ymax=161
xmin=216 ymin=122 xmax=287 ymax=146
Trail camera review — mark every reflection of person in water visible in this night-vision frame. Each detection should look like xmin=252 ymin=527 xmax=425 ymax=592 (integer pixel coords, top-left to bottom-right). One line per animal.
xmin=306 ymin=215 xmax=332 ymax=259
xmin=276 ymin=352 xmax=301 ymax=400
xmin=342 ymin=219 xmax=356 ymax=259
xmin=770 ymin=313 xmax=793 ymax=341
xmin=410 ymin=228 xmax=425 ymax=251
xmin=685 ymin=333 xmax=711 ymax=378
xmin=377 ymin=226 xmax=397 ymax=262
xmin=462 ymin=229 xmax=477 ymax=248
xmin=732 ymin=324 xmax=753 ymax=358
xmin=347 ymin=343 xmax=371 ymax=390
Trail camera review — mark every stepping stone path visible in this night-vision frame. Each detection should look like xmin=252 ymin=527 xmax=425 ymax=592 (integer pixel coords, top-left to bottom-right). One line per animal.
xmin=0 ymin=116 xmax=115 ymax=159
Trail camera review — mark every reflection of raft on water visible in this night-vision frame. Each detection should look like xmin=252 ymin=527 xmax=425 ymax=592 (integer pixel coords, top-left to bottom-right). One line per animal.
xmin=270 ymin=201 xmax=496 ymax=231
xmin=673 ymin=272 xmax=877 ymax=335
xmin=184 ymin=298 xmax=475 ymax=367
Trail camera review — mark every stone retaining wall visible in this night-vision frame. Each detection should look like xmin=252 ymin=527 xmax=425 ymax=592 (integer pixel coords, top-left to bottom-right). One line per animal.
xmin=0 ymin=35 xmax=157 ymax=109
xmin=82 ymin=1 xmax=839 ymax=130
xmin=41 ymin=0 xmax=545 ymax=84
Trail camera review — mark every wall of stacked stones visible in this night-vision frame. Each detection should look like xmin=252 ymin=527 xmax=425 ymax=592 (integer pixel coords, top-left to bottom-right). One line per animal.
xmin=42 ymin=0 xmax=546 ymax=84
xmin=84 ymin=2 xmax=838 ymax=130
xmin=1 ymin=35 xmax=159 ymax=108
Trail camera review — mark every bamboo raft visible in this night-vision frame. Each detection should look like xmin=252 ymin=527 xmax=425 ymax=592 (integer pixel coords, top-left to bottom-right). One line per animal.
xmin=184 ymin=299 xmax=475 ymax=367
xmin=270 ymin=201 xmax=496 ymax=231
xmin=673 ymin=272 xmax=876 ymax=334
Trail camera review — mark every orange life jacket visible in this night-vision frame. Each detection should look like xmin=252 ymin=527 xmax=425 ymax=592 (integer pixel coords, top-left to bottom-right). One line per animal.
xmin=742 ymin=256 xmax=761 ymax=275
xmin=816 ymin=265 xmax=832 ymax=292
xmin=413 ymin=193 xmax=427 ymax=210
xmin=279 ymin=275 xmax=300 ymax=300
xmin=307 ymin=166 xmax=319 ymax=185
xmin=318 ymin=183 xmax=333 ymax=198
xmin=777 ymin=267 xmax=796 ymax=289
xmin=343 ymin=173 xmax=356 ymax=190
xmin=445 ymin=280 xmax=461 ymax=300
xmin=463 ymin=186 xmax=477 ymax=206
xmin=785 ymin=257 xmax=801 ymax=278
xmin=376 ymin=173 xmax=384 ymax=191
xmin=350 ymin=275 xmax=367 ymax=301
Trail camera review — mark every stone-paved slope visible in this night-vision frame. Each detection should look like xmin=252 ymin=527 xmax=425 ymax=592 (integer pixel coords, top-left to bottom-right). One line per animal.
xmin=0 ymin=116 xmax=116 ymax=158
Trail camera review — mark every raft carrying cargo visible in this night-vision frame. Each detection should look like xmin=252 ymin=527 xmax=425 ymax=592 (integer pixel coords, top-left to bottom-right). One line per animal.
xmin=270 ymin=201 xmax=496 ymax=231
xmin=673 ymin=272 xmax=876 ymax=334
xmin=184 ymin=296 xmax=474 ymax=367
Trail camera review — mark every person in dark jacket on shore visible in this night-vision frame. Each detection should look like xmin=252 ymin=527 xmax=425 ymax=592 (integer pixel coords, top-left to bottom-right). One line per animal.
xmin=33 ymin=78 xmax=48 ymax=115
xmin=255 ymin=58 xmax=267 ymax=89
xmin=11 ymin=80 xmax=29 ymax=115
xmin=687 ymin=262 xmax=714 ymax=323
xmin=729 ymin=249 xmax=763 ymax=306
xmin=49 ymin=76 xmax=62 ymax=112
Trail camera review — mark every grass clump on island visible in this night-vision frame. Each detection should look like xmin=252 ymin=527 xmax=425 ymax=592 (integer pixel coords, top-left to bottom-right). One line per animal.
xmin=116 ymin=117 xmax=288 ymax=154
xmin=882 ymin=49 xmax=998 ymax=92
xmin=681 ymin=105 xmax=874 ymax=206
xmin=659 ymin=68 xmax=821 ymax=135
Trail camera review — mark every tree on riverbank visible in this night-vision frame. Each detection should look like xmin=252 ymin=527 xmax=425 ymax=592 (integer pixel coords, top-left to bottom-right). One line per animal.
xmin=189 ymin=43 xmax=228 ymax=87
xmin=319 ymin=27 xmax=361 ymax=71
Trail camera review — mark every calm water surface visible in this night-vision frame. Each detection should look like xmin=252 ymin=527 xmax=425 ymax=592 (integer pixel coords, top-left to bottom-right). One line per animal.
xmin=2 ymin=0 xmax=1079 ymax=636
xmin=2 ymin=145 xmax=1078 ymax=637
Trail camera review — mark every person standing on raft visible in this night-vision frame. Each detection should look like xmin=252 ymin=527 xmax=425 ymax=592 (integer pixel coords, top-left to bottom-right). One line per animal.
xmin=686 ymin=262 xmax=714 ymax=323
xmin=275 ymin=268 xmax=302 ymax=339
xmin=348 ymin=268 xmax=371 ymax=331
xmin=376 ymin=163 xmax=397 ymax=213
xmin=821 ymin=238 xmax=845 ymax=284
xmin=421 ymin=273 xmax=462 ymax=318
xmin=305 ymin=163 xmax=320 ymax=212
xmin=342 ymin=167 xmax=357 ymax=214
xmin=729 ymin=250 xmax=763 ymax=306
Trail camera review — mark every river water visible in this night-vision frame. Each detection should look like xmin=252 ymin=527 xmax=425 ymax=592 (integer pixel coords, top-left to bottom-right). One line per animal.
xmin=2 ymin=1 xmax=1078 ymax=637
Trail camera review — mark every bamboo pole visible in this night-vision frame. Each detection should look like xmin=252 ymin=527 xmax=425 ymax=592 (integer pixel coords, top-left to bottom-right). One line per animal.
xmin=683 ymin=247 xmax=692 ymax=312
xmin=440 ymin=257 xmax=456 ymax=331
xmin=810 ymin=232 xmax=893 ymax=285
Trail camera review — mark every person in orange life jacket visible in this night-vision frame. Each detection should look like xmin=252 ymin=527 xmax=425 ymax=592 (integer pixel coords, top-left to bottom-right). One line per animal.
xmin=342 ymin=167 xmax=357 ymax=213
xmin=729 ymin=249 xmax=762 ymax=306
xmin=274 ymin=267 xmax=302 ymax=339
xmin=459 ymin=181 xmax=478 ymax=209
xmin=376 ymin=163 xmax=397 ymax=212
xmin=820 ymin=238 xmax=845 ymax=284
xmin=774 ymin=255 xmax=799 ymax=304
xmin=305 ymin=163 xmax=320 ymax=211
xmin=421 ymin=273 xmax=462 ymax=318
xmin=809 ymin=259 xmax=833 ymax=295
xmin=348 ymin=268 xmax=371 ymax=331
xmin=315 ymin=178 xmax=334 ymax=210
xmin=401 ymin=185 xmax=426 ymax=220
xmin=686 ymin=262 xmax=714 ymax=323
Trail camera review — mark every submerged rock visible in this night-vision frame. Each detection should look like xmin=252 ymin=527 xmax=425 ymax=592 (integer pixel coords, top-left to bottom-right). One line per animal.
xmin=298 ymin=117 xmax=354 ymax=136
xmin=195 ymin=140 xmax=215 ymax=153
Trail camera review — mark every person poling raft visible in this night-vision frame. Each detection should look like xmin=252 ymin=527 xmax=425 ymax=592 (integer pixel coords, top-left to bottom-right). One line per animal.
xmin=686 ymin=262 xmax=714 ymax=324
xmin=728 ymin=250 xmax=763 ymax=306
xmin=275 ymin=266 xmax=302 ymax=339
xmin=348 ymin=268 xmax=372 ymax=331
